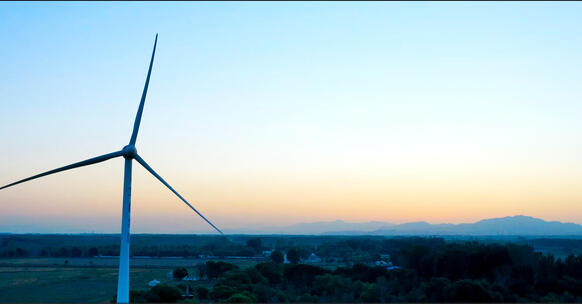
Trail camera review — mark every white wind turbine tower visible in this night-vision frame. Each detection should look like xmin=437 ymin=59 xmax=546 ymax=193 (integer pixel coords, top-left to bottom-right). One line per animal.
xmin=0 ymin=34 xmax=223 ymax=303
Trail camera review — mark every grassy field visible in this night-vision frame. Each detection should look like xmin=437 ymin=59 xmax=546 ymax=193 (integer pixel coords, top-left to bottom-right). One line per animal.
xmin=0 ymin=258 xmax=262 ymax=303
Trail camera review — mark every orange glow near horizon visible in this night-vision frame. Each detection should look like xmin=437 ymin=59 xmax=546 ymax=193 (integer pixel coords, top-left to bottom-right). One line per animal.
xmin=2 ymin=148 xmax=582 ymax=233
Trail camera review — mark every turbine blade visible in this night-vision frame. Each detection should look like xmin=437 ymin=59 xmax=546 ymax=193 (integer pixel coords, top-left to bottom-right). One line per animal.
xmin=129 ymin=34 xmax=158 ymax=146
xmin=134 ymin=154 xmax=223 ymax=234
xmin=0 ymin=150 xmax=124 ymax=191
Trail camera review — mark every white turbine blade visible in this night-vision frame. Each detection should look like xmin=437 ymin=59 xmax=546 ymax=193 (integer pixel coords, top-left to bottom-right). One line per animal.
xmin=0 ymin=150 xmax=124 ymax=190
xmin=129 ymin=34 xmax=158 ymax=146
xmin=134 ymin=154 xmax=223 ymax=235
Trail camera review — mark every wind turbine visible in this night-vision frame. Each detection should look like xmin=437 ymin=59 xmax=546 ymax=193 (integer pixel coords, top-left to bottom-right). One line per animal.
xmin=0 ymin=34 xmax=223 ymax=303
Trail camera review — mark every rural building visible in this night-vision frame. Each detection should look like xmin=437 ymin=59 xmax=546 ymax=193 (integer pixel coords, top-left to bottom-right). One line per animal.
xmin=305 ymin=253 xmax=322 ymax=263
xmin=375 ymin=260 xmax=390 ymax=266
xmin=182 ymin=274 xmax=199 ymax=281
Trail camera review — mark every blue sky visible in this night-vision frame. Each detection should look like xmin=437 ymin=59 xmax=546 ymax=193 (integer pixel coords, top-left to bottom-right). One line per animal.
xmin=1 ymin=2 xmax=582 ymax=233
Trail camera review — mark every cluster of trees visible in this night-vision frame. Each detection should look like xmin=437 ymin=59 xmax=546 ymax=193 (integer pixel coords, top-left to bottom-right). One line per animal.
xmin=316 ymin=237 xmax=445 ymax=264
xmin=0 ymin=237 xmax=268 ymax=258
xmin=131 ymin=241 xmax=582 ymax=302
xmin=391 ymin=242 xmax=582 ymax=302
xmin=1 ymin=235 xmax=277 ymax=258
xmin=1 ymin=246 xmax=114 ymax=258
xmin=4 ymin=234 xmax=582 ymax=262
xmin=127 ymin=284 xmax=183 ymax=303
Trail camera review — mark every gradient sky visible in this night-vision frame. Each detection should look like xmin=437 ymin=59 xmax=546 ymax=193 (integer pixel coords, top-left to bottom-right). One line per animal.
xmin=1 ymin=2 xmax=582 ymax=233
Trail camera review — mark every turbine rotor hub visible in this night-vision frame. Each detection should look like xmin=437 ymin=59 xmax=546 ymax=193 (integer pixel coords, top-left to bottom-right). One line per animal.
xmin=122 ymin=145 xmax=137 ymax=159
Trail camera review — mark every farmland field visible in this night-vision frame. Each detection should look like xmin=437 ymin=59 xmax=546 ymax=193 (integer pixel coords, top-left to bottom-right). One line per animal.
xmin=0 ymin=257 xmax=261 ymax=303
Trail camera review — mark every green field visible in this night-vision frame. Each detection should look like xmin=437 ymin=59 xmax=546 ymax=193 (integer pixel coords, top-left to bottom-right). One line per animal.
xmin=0 ymin=258 xmax=261 ymax=303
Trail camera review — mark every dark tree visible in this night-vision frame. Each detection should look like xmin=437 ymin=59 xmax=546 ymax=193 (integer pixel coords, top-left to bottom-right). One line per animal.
xmin=196 ymin=286 xmax=210 ymax=300
xmin=88 ymin=247 xmax=99 ymax=257
xmin=284 ymin=264 xmax=328 ymax=287
xmin=206 ymin=261 xmax=239 ymax=279
xmin=15 ymin=248 xmax=27 ymax=257
xmin=151 ymin=284 xmax=182 ymax=302
xmin=422 ymin=277 xmax=451 ymax=302
xmin=173 ymin=267 xmax=188 ymax=280
xmin=71 ymin=247 xmax=82 ymax=257
xmin=246 ymin=238 xmax=262 ymax=252
xmin=271 ymin=250 xmax=284 ymax=264
xmin=211 ymin=284 xmax=239 ymax=300
xmin=256 ymin=262 xmax=283 ymax=284
xmin=444 ymin=279 xmax=502 ymax=302
xmin=287 ymin=249 xmax=300 ymax=264
xmin=227 ymin=291 xmax=256 ymax=303
xmin=59 ymin=247 xmax=70 ymax=257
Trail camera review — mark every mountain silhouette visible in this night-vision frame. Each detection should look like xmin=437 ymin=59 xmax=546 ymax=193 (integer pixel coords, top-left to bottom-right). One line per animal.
xmin=366 ymin=215 xmax=582 ymax=236
xmin=222 ymin=215 xmax=582 ymax=235
xmin=275 ymin=220 xmax=394 ymax=234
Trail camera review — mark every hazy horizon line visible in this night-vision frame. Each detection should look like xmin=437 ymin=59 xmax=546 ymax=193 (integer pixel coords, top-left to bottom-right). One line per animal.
xmin=2 ymin=214 xmax=581 ymax=235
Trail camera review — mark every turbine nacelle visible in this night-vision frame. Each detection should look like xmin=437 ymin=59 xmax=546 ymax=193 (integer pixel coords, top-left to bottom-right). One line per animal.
xmin=121 ymin=145 xmax=138 ymax=159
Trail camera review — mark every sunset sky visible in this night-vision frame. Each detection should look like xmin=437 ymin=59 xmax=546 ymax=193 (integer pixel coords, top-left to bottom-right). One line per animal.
xmin=1 ymin=2 xmax=582 ymax=233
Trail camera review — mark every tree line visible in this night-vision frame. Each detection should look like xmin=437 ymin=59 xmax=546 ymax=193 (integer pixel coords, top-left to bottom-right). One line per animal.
xmin=127 ymin=240 xmax=582 ymax=302
xmin=1 ymin=235 xmax=444 ymax=261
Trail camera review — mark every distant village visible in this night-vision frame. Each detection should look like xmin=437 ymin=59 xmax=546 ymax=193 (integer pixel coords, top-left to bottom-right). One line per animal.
xmin=140 ymin=249 xmax=399 ymax=289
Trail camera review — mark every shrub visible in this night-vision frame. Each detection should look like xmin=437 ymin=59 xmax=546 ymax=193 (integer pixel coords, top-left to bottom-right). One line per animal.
xmin=151 ymin=284 xmax=182 ymax=302
xmin=227 ymin=291 xmax=256 ymax=303
xmin=196 ymin=286 xmax=210 ymax=300
xmin=172 ymin=267 xmax=188 ymax=280
xmin=287 ymin=249 xmax=300 ymax=264
xmin=270 ymin=250 xmax=284 ymax=263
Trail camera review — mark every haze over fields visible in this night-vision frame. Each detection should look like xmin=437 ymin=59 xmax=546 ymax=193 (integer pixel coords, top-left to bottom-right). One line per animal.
xmin=3 ymin=215 xmax=582 ymax=236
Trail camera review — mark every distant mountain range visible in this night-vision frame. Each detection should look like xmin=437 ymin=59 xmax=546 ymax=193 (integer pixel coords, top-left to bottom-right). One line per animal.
xmin=366 ymin=216 xmax=582 ymax=236
xmin=232 ymin=216 xmax=582 ymax=236
xmin=232 ymin=220 xmax=393 ymax=235
xmin=3 ymin=215 xmax=580 ymax=236
xmin=274 ymin=220 xmax=394 ymax=235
